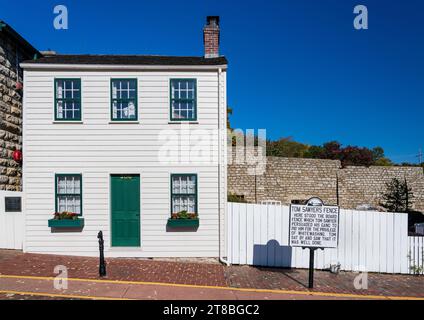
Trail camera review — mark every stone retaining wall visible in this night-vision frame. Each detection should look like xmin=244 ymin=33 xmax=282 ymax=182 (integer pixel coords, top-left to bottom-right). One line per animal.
xmin=228 ymin=152 xmax=424 ymax=212
xmin=0 ymin=28 xmax=32 ymax=191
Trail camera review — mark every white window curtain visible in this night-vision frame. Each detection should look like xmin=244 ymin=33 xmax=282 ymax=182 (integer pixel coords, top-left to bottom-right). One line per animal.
xmin=56 ymin=175 xmax=81 ymax=214
xmin=56 ymin=81 xmax=63 ymax=118
xmin=171 ymin=175 xmax=196 ymax=214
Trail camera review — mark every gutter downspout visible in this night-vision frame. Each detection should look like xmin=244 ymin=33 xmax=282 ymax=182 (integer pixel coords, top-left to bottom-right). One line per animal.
xmin=218 ymin=67 xmax=230 ymax=266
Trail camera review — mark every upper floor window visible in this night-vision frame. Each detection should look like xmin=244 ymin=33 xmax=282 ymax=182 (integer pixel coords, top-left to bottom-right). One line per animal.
xmin=55 ymin=79 xmax=81 ymax=121
xmin=170 ymin=79 xmax=197 ymax=121
xmin=111 ymin=79 xmax=138 ymax=121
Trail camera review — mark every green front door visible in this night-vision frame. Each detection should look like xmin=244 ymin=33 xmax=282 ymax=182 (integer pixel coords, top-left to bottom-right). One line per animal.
xmin=111 ymin=174 xmax=140 ymax=247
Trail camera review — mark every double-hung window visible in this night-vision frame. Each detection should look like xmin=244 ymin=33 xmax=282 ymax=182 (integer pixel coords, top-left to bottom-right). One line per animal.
xmin=55 ymin=174 xmax=82 ymax=215
xmin=170 ymin=79 xmax=197 ymax=121
xmin=171 ymin=174 xmax=197 ymax=215
xmin=111 ymin=79 xmax=138 ymax=121
xmin=55 ymin=79 xmax=81 ymax=121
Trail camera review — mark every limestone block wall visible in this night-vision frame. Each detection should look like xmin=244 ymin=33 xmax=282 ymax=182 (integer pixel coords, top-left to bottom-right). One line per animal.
xmin=228 ymin=152 xmax=424 ymax=212
xmin=228 ymin=156 xmax=339 ymax=205
xmin=0 ymin=30 xmax=29 ymax=191
xmin=338 ymin=166 xmax=424 ymax=212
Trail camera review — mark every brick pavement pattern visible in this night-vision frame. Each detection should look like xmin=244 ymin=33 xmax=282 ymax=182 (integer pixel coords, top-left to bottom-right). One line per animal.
xmin=0 ymin=250 xmax=226 ymax=286
xmin=0 ymin=250 xmax=423 ymax=298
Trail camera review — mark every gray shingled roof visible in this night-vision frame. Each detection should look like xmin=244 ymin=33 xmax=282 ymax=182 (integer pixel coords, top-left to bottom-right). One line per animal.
xmin=22 ymin=54 xmax=228 ymax=66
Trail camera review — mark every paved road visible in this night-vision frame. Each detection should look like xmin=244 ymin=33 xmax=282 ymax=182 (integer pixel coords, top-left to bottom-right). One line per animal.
xmin=2 ymin=274 xmax=421 ymax=300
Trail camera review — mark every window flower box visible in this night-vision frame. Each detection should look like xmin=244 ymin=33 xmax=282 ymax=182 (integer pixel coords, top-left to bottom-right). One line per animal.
xmin=167 ymin=218 xmax=199 ymax=228
xmin=167 ymin=210 xmax=199 ymax=228
xmin=48 ymin=211 xmax=84 ymax=229
xmin=48 ymin=218 xmax=85 ymax=228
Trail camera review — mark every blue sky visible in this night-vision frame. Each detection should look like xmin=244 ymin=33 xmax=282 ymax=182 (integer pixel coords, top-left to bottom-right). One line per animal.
xmin=2 ymin=0 xmax=423 ymax=163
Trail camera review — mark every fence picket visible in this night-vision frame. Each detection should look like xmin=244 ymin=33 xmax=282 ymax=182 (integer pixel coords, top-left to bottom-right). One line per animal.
xmin=239 ymin=203 xmax=247 ymax=265
xmin=246 ymin=204 xmax=254 ymax=265
xmin=372 ymin=211 xmax=380 ymax=272
xmin=393 ymin=213 xmax=402 ymax=273
xmin=274 ymin=205 xmax=283 ymax=267
xmin=379 ymin=213 xmax=388 ymax=273
xmin=400 ymin=215 xmax=409 ymax=274
xmin=281 ymin=206 xmax=291 ymax=267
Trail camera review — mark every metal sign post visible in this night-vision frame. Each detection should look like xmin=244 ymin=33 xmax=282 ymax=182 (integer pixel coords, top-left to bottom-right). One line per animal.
xmin=303 ymin=247 xmax=324 ymax=288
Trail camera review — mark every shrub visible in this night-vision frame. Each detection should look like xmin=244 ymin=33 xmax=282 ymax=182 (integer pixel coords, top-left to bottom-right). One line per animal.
xmin=228 ymin=193 xmax=247 ymax=203
xmin=380 ymin=178 xmax=414 ymax=213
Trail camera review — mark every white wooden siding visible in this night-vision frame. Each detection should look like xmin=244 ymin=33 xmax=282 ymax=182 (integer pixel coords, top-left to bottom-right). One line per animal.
xmin=0 ymin=191 xmax=24 ymax=250
xmin=23 ymin=69 xmax=227 ymax=257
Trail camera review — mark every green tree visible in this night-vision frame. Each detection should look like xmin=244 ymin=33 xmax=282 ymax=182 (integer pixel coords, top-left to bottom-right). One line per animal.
xmin=372 ymin=146 xmax=393 ymax=166
xmin=266 ymin=137 xmax=309 ymax=158
xmin=227 ymin=106 xmax=233 ymax=130
xmin=227 ymin=193 xmax=247 ymax=203
xmin=380 ymin=178 xmax=414 ymax=212
xmin=374 ymin=157 xmax=393 ymax=166
xmin=304 ymin=145 xmax=324 ymax=159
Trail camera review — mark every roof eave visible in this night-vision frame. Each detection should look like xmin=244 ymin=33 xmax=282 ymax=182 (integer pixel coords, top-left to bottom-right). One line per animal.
xmin=20 ymin=63 xmax=228 ymax=71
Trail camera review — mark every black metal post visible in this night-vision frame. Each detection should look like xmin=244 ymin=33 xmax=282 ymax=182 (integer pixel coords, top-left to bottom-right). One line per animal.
xmin=308 ymin=248 xmax=315 ymax=289
xmin=98 ymin=231 xmax=106 ymax=277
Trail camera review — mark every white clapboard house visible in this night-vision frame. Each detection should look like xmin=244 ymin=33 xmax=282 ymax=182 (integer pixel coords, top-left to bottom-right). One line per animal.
xmin=20 ymin=16 xmax=228 ymax=258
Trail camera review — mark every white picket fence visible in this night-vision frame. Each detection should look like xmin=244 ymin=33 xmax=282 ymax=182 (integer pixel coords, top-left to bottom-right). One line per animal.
xmin=0 ymin=191 xmax=24 ymax=250
xmin=408 ymin=237 xmax=424 ymax=275
xmin=227 ymin=202 xmax=423 ymax=274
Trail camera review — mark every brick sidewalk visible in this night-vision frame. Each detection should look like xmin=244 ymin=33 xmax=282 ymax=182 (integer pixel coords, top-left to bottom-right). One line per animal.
xmin=0 ymin=250 xmax=226 ymax=287
xmin=226 ymin=266 xmax=424 ymax=297
xmin=0 ymin=250 xmax=422 ymax=298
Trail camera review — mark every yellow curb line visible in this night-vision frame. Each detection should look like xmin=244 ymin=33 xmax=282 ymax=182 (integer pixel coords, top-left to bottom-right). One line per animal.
xmin=1 ymin=274 xmax=423 ymax=300
xmin=0 ymin=290 xmax=132 ymax=300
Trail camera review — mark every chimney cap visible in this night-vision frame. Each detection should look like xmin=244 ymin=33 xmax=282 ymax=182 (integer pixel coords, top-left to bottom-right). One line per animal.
xmin=206 ymin=16 xmax=220 ymax=27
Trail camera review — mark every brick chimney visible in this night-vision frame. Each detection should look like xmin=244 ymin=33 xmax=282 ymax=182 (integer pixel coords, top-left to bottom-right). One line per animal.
xmin=203 ymin=16 xmax=220 ymax=58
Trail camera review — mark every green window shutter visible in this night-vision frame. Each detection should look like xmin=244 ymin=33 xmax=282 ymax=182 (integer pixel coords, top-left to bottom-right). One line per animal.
xmin=169 ymin=79 xmax=197 ymax=121
xmin=110 ymin=78 xmax=138 ymax=121
xmin=55 ymin=174 xmax=83 ymax=215
xmin=54 ymin=78 xmax=82 ymax=121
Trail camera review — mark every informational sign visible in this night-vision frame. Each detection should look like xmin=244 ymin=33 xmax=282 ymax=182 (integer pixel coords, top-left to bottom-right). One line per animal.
xmin=289 ymin=198 xmax=339 ymax=248
xmin=5 ymin=197 xmax=22 ymax=212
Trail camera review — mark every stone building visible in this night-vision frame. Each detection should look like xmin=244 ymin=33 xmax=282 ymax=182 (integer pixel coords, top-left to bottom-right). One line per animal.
xmin=228 ymin=150 xmax=424 ymax=212
xmin=0 ymin=20 xmax=39 ymax=191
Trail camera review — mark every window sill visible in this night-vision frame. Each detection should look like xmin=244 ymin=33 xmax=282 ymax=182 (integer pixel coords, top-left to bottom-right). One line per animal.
xmin=53 ymin=121 xmax=83 ymax=124
xmin=109 ymin=121 xmax=140 ymax=124
xmin=168 ymin=121 xmax=199 ymax=125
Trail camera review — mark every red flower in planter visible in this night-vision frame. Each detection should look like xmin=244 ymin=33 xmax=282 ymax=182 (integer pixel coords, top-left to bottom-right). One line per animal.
xmin=54 ymin=211 xmax=79 ymax=220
